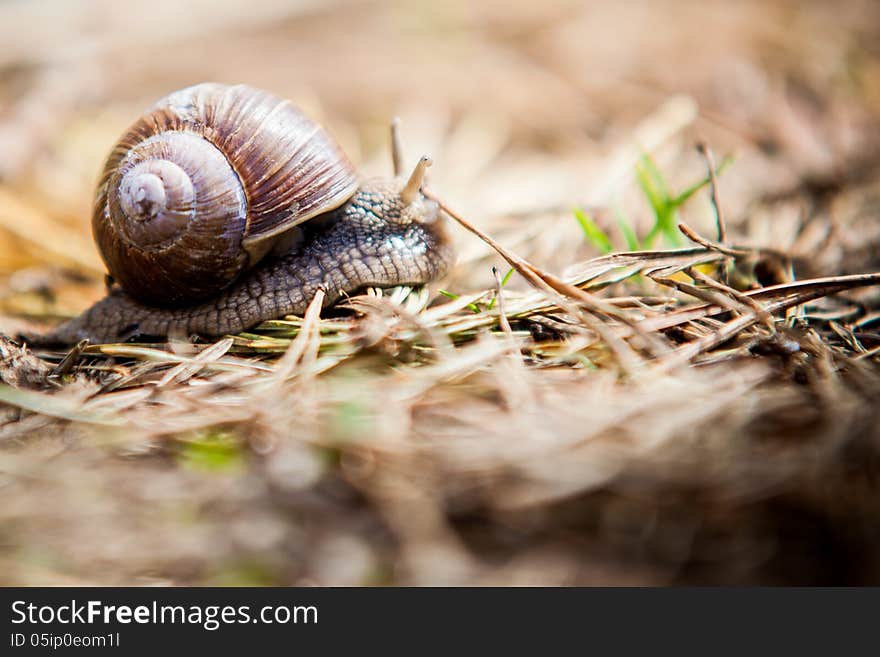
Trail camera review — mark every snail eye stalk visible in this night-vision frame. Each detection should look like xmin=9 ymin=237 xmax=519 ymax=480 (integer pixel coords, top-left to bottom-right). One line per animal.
xmin=400 ymin=156 xmax=432 ymax=205
xmin=390 ymin=117 xmax=404 ymax=177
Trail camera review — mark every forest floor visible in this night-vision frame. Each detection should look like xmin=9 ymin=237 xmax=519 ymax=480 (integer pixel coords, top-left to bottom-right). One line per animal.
xmin=1 ymin=0 xmax=880 ymax=585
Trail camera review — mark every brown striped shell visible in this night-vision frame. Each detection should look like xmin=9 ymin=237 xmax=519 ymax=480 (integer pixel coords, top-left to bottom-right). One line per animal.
xmin=92 ymin=83 xmax=359 ymax=306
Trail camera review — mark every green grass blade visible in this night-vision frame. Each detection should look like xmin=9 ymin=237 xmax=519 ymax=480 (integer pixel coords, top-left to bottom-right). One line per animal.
xmin=671 ymin=155 xmax=734 ymax=207
xmin=441 ymin=289 xmax=480 ymax=313
xmin=574 ymin=208 xmax=613 ymax=254
xmin=638 ymin=152 xmax=671 ymax=198
xmin=614 ymin=207 xmax=641 ymax=251
xmin=635 ymin=160 xmax=665 ymax=219
xmin=637 ymin=153 xmax=688 ymax=247
xmin=487 ymin=267 xmax=516 ymax=310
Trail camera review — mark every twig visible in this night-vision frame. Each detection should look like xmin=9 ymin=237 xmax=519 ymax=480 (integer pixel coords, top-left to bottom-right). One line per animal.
xmin=687 ymin=266 xmax=775 ymax=330
xmin=678 ymin=221 xmax=794 ymax=265
xmin=425 ymin=190 xmax=649 ymax=373
xmin=660 ymin=311 xmax=762 ymax=369
xmin=678 ymin=222 xmax=746 ymax=257
xmin=696 ymin=140 xmax=727 ymax=243
xmin=650 ymin=274 xmax=745 ymax=316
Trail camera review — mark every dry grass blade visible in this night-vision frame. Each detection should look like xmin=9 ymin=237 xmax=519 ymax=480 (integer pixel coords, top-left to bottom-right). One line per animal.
xmin=397 ymin=335 xmax=514 ymax=401
xmin=427 ymin=190 xmax=648 ymax=372
xmin=156 ymin=337 xmax=234 ymax=387
xmin=271 ymin=289 xmax=325 ymax=383
xmin=748 ymin=274 xmax=880 ymax=309
xmin=637 ymin=273 xmax=880 ymax=335
xmin=653 ymin=272 xmax=880 ymax=367
xmin=49 ymin=339 xmax=89 ymax=378
xmin=696 ymin=141 xmax=727 ymax=243
xmin=562 ymin=247 xmax=726 ymax=285
xmin=492 ymin=266 xmax=514 ymax=341
xmin=687 ymin=267 xmax=774 ymax=329
xmin=0 ymin=384 xmax=122 ymax=426
xmin=661 ymin=312 xmax=765 ymax=368
xmin=855 ymin=344 xmax=880 ymax=360
xmin=345 ymin=295 xmax=453 ymax=359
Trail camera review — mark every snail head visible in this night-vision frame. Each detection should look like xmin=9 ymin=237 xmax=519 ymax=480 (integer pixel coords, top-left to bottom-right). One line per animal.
xmin=386 ymin=118 xmax=438 ymax=226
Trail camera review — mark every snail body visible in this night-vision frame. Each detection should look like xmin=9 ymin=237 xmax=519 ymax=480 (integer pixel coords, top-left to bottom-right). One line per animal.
xmin=39 ymin=83 xmax=453 ymax=344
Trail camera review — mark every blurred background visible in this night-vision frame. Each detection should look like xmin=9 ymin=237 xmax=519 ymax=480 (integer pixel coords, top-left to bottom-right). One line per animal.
xmin=1 ymin=0 xmax=880 ymax=585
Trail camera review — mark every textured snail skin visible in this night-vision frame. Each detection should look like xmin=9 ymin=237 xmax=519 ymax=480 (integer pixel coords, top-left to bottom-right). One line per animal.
xmin=38 ymin=179 xmax=453 ymax=344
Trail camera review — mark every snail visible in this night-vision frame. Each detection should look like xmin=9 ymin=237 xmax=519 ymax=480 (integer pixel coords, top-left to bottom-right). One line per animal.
xmin=32 ymin=83 xmax=454 ymax=344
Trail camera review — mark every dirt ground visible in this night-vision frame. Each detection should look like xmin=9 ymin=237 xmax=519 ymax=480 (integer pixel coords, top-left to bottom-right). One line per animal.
xmin=1 ymin=0 xmax=880 ymax=585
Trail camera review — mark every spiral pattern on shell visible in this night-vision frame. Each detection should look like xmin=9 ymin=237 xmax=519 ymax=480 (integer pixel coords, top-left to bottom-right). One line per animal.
xmin=93 ymin=83 xmax=359 ymax=306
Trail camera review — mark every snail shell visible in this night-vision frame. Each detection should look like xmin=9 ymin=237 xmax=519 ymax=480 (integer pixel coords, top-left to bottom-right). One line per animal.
xmin=93 ymin=83 xmax=359 ymax=306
